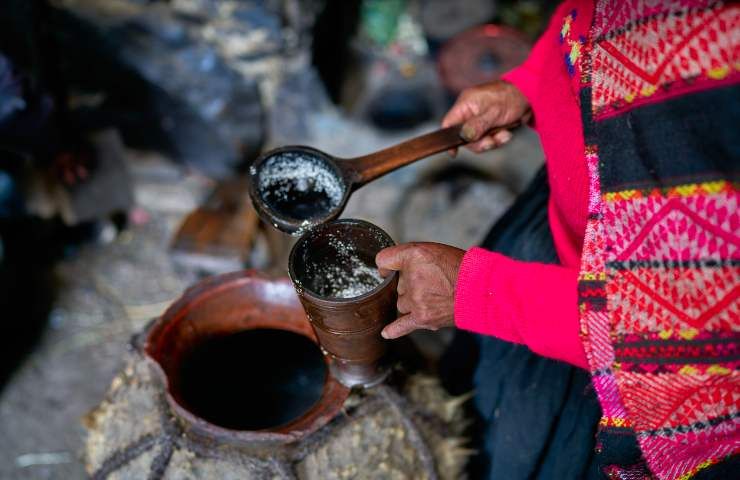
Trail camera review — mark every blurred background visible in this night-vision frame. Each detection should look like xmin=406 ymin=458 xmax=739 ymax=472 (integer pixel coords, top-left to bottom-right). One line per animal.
xmin=0 ymin=0 xmax=555 ymax=477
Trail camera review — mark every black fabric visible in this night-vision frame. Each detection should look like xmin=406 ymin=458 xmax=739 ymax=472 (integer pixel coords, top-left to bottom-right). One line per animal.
xmin=595 ymin=84 xmax=740 ymax=192
xmin=589 ymin=426 xmax=649 ymax=479
xmin=443 ymin=167 xmax=603 ymax=479
xmin=693 ymin=454 xmax=739 ymax=480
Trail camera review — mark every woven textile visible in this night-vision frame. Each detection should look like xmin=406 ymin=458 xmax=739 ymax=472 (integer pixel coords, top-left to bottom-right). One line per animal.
xmin=590 ymin=1 xmax=739 ymax=120
xmin=576 ymin=1 xmax=739 ymax=479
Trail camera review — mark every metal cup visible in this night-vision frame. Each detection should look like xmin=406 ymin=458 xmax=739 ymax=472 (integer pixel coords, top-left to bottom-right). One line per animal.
xmin=288 ymin=219 xmax=398 ymax=388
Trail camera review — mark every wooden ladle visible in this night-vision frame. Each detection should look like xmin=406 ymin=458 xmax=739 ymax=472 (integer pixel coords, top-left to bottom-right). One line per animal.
xmin=247 ymin=123 xmax=516 ymax=234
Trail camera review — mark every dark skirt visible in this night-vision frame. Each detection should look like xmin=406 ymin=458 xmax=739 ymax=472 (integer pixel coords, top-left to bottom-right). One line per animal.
xmin=441 ymin=166 xmax=603 ymax=479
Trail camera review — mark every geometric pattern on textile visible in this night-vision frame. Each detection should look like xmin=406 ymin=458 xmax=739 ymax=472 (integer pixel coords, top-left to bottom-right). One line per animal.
xmin=579 ymin=2 xmax=740 ymax=477
xmin=608 ymin=266 xmax=739 ymax=334
xmin=615 ymin=331 xmax=740 ymax=374
xmin=591 ymin=3 xmax=739 ymax=119
xmin=598 ymin=183 xmax=740 ymax=479
xmin=603 ymin=193 xmax=740 ymax=264
xmin=578 ymin=143 xmax=632 ymax=431
xmin=637 ymin=432 xmax=739 ymax=480
xmin=614 ymin=371 xmax=740 ymax=480
xmin=583 ymin=310 xmax=613 ymax=371
xmin=591 ymin=0 xmax=716 ymax=38
xmin=615 ymin=370 xmax=739 ymax=431
xmin=580 ymin=146 xmax=606 ymax=278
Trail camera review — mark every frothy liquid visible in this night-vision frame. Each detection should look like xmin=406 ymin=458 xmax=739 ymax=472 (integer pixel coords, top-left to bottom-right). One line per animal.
xmin=256 ymin=152 xmax=344 ymax=222
xmin=302 ymin=234 xmax=385 ymax=299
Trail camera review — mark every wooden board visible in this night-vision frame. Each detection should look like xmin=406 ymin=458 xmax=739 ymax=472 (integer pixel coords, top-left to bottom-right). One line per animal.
xmin=170 ymin=177 xmax=260 ymax=273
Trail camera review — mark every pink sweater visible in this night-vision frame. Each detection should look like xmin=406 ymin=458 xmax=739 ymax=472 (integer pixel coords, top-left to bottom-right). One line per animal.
xmin=454 ymin=2 xmax=591 ymax=369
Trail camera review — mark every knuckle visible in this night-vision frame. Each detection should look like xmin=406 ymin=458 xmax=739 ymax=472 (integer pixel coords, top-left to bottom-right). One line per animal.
xmin=413 ymin=246 xmax=432 ymax=261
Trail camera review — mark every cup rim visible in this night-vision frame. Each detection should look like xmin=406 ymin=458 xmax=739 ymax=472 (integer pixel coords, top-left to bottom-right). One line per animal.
xmin=288 ymin=218 xmax=396 ymax=303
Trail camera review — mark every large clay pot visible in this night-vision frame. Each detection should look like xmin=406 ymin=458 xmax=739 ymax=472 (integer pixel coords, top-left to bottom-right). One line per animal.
xmin=84 ymin=271 xmax=470 ymax=479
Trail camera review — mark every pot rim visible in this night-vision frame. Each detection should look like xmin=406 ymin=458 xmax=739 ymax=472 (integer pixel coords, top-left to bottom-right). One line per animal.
xmin=288 ymin=218 xmax=397 ymax=304
xmin=143 ymin=270 xmax=350 ymax=445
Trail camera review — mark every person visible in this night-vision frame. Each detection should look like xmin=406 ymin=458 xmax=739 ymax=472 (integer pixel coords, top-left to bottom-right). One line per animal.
xmin=376 ymin=1 xmax=739 ymax=478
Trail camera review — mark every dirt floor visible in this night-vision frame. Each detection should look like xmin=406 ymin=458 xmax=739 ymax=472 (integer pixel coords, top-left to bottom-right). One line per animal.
xmin=0 ymin=117 xmax=542 ymax=479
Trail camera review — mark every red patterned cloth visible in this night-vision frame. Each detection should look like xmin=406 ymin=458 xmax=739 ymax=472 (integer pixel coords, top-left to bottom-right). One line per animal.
xmin=580 ymin=2 xmax=739 ymax=478
xmin=590 ymin=0 xmax=738 ymax=120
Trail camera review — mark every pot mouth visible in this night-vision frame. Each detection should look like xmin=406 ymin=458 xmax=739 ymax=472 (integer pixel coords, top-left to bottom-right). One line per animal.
xmin=248 ymin=146 xmax=349 ymax=235
xmin=288 ymin=219 xmax=396 ymax=302
xmin=174 ymin=328 xmax=327 ymax=431
xmin=144 ymin=271 xmax=349 ymax=444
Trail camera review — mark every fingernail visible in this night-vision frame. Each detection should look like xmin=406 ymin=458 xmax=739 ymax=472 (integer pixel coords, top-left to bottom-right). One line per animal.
xmin=498 ymin=130 xmax=513 ymax=144
xmin=480 ymin=139 xmax=496 ymax=152
xmin=381 ymin=329 xmax=389 ymax=339
xmin=461 ymin=125 xmax=476 ymax=141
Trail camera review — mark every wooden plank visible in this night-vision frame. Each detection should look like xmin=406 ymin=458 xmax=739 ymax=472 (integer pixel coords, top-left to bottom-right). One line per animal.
xmin=170 ymin=177 xmax=260 ymax=273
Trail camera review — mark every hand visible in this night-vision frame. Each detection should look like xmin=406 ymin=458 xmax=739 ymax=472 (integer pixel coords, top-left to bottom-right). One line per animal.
xmin=375 ymin=242 xmax=465 ymax=339
xmin=442 ymin=79 xmax=531 ymax=155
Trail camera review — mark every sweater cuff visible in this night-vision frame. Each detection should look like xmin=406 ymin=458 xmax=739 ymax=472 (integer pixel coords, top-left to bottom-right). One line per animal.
xmin=454 ymin=247 xmax=589 ymax=370
xmin=454 ymin=247 xmax=523 ymax=344
xmin=502 ymin=66 xmax=539 ymax=129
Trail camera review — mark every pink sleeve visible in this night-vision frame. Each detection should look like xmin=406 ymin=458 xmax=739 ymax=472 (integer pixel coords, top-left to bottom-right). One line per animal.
xmin=454 ymin=247 xmax=588 ymax=369
xmin=500 ymin=1 xmax=571 ymax=127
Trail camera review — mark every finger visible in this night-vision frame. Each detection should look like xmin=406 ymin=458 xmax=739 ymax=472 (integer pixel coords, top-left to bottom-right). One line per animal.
xmin=381 ymin=314 xmax=419 ymax=339
xmin=397 ymin=276 xmax=407 ymax=296
xmin=466 ymin=129 xmax=513 ymax=153
xmin=442 ymin=89 xmax=484 ymax=129
xmin=378 ymin=267 xmax=393 ymax=277
xmin=375 ymin=244 xmax=418 ymax=272
xmin=467 ymin=136 xmax=498 ymax=153
xmin=460 ymin=109 xmax=507 ymax=142
xmin=447 ymin=147 xmax=458 ymax=158
xmin=441 ymin=100 xmax=470 ymax=129
xmin=396 ymin=294 xmax=412 ymax=314
xmin=492 ymin=129 xmax=513 ymax=146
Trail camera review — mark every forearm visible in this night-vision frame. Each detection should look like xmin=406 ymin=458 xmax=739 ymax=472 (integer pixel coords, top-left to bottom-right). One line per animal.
xmin=454 ymin=247 xmax=588 ymax=369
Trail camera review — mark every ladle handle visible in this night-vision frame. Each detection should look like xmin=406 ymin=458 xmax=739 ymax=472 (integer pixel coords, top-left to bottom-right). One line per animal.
xmin=344 ymin=123 xmax=518 ymax=187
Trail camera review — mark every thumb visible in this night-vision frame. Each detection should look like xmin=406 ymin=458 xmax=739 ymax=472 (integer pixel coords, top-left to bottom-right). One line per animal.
xmin=375 ymin=244 xmax=416 ymax=277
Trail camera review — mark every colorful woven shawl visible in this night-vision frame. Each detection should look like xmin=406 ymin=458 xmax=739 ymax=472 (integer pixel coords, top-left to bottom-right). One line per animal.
xmin=571 ymin=1 xmax=739 ymax=479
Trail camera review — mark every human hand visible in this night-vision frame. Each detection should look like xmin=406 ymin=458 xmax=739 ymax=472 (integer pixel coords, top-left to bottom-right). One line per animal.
xmin=375 ymin=242 xmax=465 ymax=339
xmin=442 ymin=79 xmax=531 ymax=155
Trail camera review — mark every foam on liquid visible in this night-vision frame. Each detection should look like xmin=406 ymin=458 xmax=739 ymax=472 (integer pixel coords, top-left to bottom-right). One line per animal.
xmin=302 ymin=234 xmax=385 ymax=299
xmin=256 ymin=152 xmax=344 ymax=223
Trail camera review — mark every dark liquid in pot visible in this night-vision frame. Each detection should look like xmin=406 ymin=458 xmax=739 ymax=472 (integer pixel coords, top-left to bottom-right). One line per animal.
xmin=177 ymin=329 xmax=326 ymax=430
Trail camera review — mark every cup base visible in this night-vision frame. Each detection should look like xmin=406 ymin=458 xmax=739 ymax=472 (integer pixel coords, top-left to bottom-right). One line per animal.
xmin=329 ymin=360 xmax=390 ymax=389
